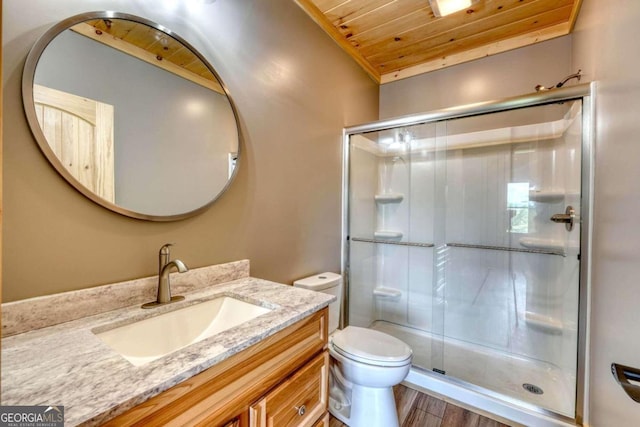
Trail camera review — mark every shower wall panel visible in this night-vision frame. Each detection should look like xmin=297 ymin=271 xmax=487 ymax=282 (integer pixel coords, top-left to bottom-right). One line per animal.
xmin=347 ymin=141 xmax=377 ymax=328
xmin=348 ymin=129 xmax=437 ymax=334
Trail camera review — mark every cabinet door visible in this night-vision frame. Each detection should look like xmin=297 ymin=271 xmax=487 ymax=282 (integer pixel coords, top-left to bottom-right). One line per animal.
xmin=312 ymin=413 xmax=330 ymax=427
xmin=250 ymin=351 xmax=328 ymax=427
xmin=221 ymin=416 xmax=240 ymax=427
xmin=221 ymin=411 xmax=249 ymax=427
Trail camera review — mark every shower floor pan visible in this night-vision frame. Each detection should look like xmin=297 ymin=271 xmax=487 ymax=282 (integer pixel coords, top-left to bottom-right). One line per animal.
xmin=370 ymin=321 xmax=575 ymax=418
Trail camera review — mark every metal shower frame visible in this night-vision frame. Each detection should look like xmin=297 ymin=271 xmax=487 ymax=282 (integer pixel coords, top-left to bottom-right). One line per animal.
xmin=341 ymin=82 xmax=595 ymax=425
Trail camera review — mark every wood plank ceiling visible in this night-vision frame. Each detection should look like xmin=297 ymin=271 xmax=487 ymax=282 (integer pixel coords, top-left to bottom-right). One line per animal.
xmin=72 ymin=19 xmax=224 ymax=93
xmin=84 ymin=19 xmax=215 ymax=82
xmin=294 ymin=0 xmax=583 ymax=84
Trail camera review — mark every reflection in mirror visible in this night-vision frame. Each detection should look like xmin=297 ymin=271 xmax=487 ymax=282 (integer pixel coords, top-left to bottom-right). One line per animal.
xmin=24 ymin=12 xmax=240 ymax=220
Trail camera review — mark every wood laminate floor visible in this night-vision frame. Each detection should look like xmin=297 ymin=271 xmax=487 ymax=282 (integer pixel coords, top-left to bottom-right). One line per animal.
xmin=329 ymin=384 xmax=512 ymax=427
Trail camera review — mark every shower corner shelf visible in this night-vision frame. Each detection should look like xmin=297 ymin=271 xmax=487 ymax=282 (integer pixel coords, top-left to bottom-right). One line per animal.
xmin=374 ymin=193 xmax=404 ymax=204
xmin=373 ymin=287 xmax=402 ymax=300
xmin=373 ymin=231 xmax=403 ymax=239
xmin=528 ymin=189 xmax=565 ymax=203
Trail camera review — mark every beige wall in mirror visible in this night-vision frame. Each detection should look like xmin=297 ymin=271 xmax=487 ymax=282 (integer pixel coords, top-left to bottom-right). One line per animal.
xmin=2 ymin=0 xmax=379 ymax=302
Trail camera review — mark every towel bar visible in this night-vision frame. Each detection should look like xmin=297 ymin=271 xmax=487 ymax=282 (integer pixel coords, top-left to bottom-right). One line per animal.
xmin=612 ymin=363 xmax=640 ymax=403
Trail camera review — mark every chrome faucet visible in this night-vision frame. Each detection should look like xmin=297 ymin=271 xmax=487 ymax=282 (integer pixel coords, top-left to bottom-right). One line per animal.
xmin=142 ymin=243 xmax=188 ymax=308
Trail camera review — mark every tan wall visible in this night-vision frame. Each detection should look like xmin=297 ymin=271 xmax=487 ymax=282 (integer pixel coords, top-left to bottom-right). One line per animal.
xmin=571 ymin=0 xmax=640 ymax=424
xmin=2 ymin=0 xmax=379 ymax=302
xmin=379 ymin=36 xmax=573 ymax=118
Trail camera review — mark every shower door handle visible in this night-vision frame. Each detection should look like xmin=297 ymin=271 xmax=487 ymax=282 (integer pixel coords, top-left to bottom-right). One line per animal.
xmin=612 ymin=363 xmax=640 ymax=403
xmin=550 ymin=206 xmax=575 ymax=231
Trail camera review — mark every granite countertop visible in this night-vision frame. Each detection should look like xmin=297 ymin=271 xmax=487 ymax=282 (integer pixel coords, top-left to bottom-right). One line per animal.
xmin=1 ymin=277 xmax=334 ymax=426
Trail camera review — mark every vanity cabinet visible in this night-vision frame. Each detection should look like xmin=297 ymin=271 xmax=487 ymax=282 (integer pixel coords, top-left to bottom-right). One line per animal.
xmin=103 ymin=308 xmax=329 ymax=427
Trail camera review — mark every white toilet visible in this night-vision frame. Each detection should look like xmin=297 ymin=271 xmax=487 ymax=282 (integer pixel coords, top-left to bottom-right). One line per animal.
xmin=294 ymin=273 xmax=412 ymax=427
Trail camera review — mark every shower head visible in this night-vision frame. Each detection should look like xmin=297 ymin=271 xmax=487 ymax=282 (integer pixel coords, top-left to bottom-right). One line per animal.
xmin=535 ymin=69 xmax=582 ymax=92
xmin=556 ymin=69 xmax=582 ymax=88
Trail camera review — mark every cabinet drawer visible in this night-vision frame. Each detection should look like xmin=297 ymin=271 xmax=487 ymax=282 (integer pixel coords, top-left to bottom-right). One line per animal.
xmin=250 ymin=351 xmax=328 ymax=427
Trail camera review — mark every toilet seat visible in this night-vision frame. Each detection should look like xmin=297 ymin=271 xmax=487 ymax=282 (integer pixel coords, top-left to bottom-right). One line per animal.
xmin=330 ymin=326 xmax=412 ymax=367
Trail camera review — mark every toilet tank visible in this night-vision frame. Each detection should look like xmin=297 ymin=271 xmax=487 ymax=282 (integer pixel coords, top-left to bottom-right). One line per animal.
xmin=293 ymin=272 xmax=342 ymax=333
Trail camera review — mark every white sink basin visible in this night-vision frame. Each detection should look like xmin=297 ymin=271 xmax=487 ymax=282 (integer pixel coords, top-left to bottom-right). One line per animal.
xmin=95 ymin=297 xmax=271 ymax=366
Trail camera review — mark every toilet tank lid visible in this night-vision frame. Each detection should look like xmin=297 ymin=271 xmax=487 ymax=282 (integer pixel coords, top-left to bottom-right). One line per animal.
xmin=293 ymin=272 xmax=342 ymax=290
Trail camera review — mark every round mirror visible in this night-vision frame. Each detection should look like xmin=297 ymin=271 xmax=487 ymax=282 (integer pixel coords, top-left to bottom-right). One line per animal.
xmin=22 ymin=11 xmax=241 ymax=221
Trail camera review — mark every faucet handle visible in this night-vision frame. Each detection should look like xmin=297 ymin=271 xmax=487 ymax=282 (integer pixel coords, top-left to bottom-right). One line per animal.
xmin=159 ymin=243 xmax=175 ymax=270
xmin=159 ymin=243 xmax=175 ymax=255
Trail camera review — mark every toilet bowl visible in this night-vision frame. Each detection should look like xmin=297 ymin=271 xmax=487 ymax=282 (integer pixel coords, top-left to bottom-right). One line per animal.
xmin=294 ymin=273 xmax=412 ymax=427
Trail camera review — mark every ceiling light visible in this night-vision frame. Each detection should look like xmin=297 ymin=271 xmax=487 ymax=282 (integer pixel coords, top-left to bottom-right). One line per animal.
xmin=429 ymin=0 xmax=478 ymax=17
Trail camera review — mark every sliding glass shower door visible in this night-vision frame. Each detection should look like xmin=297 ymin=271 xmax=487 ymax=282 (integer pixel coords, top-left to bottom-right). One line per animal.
xmin=345 ymin=97 xmax=586 ymax=419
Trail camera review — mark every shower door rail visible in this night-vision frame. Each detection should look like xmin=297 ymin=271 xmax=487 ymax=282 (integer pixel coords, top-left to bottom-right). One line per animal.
xmin=445 ymin=242 xmax=566 ymax=256
xmin=350 ymin=237 xmax=434 ymax=248
xmin=343 ymin=84 xmax=591 ymax=134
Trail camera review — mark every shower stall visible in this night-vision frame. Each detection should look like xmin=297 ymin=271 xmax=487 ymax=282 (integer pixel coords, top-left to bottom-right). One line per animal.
xmin=342 ymin=84 xmax=592 ymax=424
